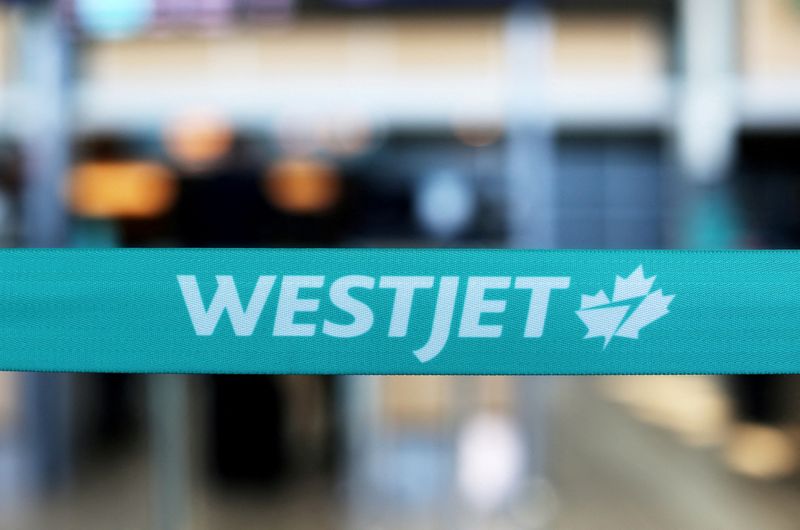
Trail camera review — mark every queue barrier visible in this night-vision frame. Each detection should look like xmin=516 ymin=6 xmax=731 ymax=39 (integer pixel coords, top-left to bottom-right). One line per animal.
xmin=0 ymin=248 xmax=796 ymax=374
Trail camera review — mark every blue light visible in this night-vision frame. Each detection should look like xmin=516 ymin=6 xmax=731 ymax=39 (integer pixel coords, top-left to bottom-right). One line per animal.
xmin=75 ymin=0 xmax=154 ymax=39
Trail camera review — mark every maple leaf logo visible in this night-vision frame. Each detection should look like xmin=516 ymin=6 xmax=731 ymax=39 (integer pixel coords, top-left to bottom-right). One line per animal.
xmin=576 ymin=265 xmax=674 ymax=348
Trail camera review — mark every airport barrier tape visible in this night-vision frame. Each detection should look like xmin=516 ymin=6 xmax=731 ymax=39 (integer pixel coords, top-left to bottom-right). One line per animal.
xmin=0 ymin=248 xmax=797 ymax=374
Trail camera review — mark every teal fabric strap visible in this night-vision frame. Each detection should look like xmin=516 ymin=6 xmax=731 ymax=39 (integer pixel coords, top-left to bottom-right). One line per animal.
xmin=0 ymin=248 xmax=797 ymax=374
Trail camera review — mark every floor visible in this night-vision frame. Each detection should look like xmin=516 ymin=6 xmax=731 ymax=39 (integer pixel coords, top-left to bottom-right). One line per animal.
xmin=4 ymin=377 xmax=800 ymax=529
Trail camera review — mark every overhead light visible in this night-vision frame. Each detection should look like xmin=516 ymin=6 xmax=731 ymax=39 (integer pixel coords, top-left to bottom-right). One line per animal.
xmin=68 ymin=160 xmax=176 ymax=219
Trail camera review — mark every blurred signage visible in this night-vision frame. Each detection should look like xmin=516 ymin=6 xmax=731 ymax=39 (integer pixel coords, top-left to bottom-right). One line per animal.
xmin=332 ymin=0 xmax=509 ymax=8
xmin=63 ymin=0 xmax=295 ymax=37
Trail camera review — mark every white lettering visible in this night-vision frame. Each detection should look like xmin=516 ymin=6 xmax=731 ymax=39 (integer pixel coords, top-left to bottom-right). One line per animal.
xmin=514 ymin=276 xmax=571 ymax=337
xmin=458 ymin=276 xmax=511 ymax=338
xmin=323 ymin=275 xmax=376 ymax=338
xmin=414 ymin=276 xmax=459 ymax=363
xmin=177 ymin=275 xmax=275 ymax=336
xmin=273 ymin=276 xmax=325 ymax=337
xmin=378 ymin=276 xmax=435 ymax=337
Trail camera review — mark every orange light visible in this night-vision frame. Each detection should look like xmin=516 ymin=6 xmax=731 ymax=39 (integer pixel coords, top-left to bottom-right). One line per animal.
xmin=68 ymin=161 xmax=176 ymax=219
xmin=264 ymin=159 xmax=341 ymax=214
xmin=164 ymin=110 xmax=233 ymax=171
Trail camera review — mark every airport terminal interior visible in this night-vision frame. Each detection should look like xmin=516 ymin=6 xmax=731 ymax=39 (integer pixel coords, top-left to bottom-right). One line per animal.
xmin=0 ymin=0 xmax=799 ymax=528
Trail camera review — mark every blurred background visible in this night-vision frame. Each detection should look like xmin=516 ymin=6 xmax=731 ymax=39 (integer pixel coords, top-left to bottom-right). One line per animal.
xmin=0 ymin=0 xmax=798 ymax=528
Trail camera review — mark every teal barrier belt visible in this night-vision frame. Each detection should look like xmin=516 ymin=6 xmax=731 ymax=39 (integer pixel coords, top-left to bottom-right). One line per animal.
xmin=0 ymin=248 xmax=798 ymax=374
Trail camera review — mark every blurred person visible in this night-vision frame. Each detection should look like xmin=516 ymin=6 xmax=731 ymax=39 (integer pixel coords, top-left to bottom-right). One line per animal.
xmin=0 ymin=144 xmax=22 ymax=247
xmin=171 ymin=134 xmax=270 ymax=247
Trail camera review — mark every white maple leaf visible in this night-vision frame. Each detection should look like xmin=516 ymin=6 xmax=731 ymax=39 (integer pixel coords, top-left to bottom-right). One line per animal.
xmin=576 ymin=305 xmax=630 ymax=348
xmin=576 ymin=265 xmax=673 ymax=348
xmin=615 ymin=289 xmax=673 ymax=339
xmin=612 ymin=265 xmax=655 ymax=302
